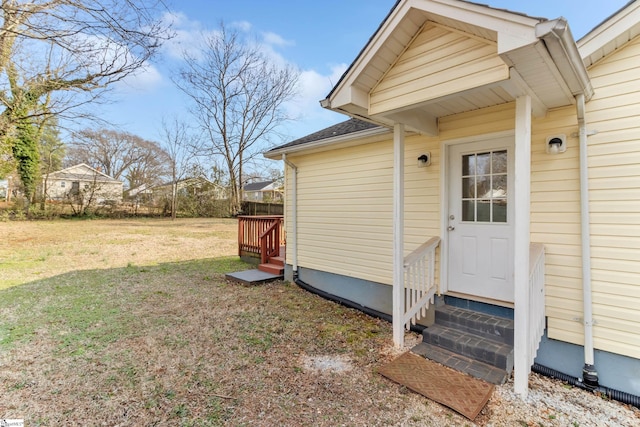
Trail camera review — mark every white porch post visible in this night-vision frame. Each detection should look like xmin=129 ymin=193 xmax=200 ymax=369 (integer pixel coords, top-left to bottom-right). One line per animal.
xmin=514 ymin=95 xmax=532 ymax=396
xmin=392 ymin=123 xmax=405 ymax=347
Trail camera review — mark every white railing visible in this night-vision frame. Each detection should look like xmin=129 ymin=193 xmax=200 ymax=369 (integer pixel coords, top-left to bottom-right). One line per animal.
xmin=401 ymin=236 xmax=441 ymax=330
xmin=525 ymin=242 xmax=546 ymax=372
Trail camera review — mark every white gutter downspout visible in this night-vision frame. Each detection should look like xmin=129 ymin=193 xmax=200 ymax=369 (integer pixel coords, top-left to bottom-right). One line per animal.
xmin=282 ymin=154 xmax=298 ymax=275
xmin=577 ymin=93 xmax=598 ymax=388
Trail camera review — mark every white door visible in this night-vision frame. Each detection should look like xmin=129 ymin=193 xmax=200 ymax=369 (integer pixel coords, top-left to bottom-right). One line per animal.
xmin=447 ymin=137 xmax=515 ymax=302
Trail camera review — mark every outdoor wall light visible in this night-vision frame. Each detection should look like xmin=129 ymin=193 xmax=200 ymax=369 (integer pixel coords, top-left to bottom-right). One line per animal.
xmin=546 ymin=135 xmax=566 ymax=154
xmin=417 ymin=153 xmax=431 ymax=167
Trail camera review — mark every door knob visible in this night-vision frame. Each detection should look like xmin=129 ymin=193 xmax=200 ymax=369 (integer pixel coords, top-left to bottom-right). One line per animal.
xmin=448 ymin=226 xmax=455 ymax=231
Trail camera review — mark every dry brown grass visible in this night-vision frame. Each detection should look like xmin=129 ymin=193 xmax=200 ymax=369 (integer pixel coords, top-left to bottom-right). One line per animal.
xmin=0 ymin=218 xmax=442 ymax=426
xmin=0 ymin=218 xmax=238 ymax=289
xmin=1 ymin=218 xmax=638 ymax=426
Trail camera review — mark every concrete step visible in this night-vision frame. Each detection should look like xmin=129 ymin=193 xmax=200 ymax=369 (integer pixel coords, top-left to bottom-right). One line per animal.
xmin=435 ymin=304 xmax=514 ymax=345
xmin=421 ymin=324 xmax=514 ymax=372
xmin=258 ymin=263 xmax=284 ymax=275
xmin=412 ymin=342 xmax=509 ymax=385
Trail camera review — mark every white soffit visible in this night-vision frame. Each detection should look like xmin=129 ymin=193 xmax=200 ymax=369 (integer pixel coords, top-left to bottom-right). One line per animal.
xmin=578 ymin=0 xmax=640 ymax=67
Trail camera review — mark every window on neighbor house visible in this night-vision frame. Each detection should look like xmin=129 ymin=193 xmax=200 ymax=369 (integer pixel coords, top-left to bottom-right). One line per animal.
xmin=60 ymin=181 xmax=66 ymax=188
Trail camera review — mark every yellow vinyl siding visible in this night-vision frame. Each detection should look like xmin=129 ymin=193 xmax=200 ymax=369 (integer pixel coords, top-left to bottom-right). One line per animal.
xmin=289 ymin=139 xmax=394 ymax=284
xmin=439 ymin=103 xmax=515 ymax=139
xmin=370 ymin=23 xmax=509 ymax=115
xmin=287 ymin=134 xmax=441 ymax=286
xmin=284 ymin=36 xmax=640 ymax=359
xmin=583 ymin=35 xmax=640 ymax=358
xmin=530 ymin=105 xmax=585 ymax=348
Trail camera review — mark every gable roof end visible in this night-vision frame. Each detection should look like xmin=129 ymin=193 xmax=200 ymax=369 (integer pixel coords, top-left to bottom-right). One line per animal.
xmin=578 ymin=0 xmax=640 ymax=67
xmin=321 ymin=0 xmax=592 ymax=136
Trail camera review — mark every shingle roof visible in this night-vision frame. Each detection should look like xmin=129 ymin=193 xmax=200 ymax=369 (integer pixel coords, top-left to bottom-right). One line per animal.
xmin=244 ymin=181 xmax=274 ymax=191
xmin=265 ymin=118 xmax=382 ymax=155
xmin=48 ymin=164 xmax=120 ymax=183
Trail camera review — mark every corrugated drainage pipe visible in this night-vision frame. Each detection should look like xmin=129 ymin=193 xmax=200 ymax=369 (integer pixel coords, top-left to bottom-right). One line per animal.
xmin=532 ymin=363 xmax=640 ymax=408
xmin=294 ymin=276 xmax=426 ymax=334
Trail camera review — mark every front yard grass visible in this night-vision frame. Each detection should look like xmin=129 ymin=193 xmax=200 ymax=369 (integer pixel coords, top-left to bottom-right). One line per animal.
xmin=3 ymin=218 xmax=636 ymax=426
xmin=0 ymin=218 xmax=443 ymax=426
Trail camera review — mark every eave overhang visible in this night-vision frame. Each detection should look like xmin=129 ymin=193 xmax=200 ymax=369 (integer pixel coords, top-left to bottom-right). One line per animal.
xmin=578 ymin=0 xmax=640 ymax=68
xmin=263 ymin=125 xmax=390 ymax=160
xmin=321 ymin=0 xmax=593 ymax=136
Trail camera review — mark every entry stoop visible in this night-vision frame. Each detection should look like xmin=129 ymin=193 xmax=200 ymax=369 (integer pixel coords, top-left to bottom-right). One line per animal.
xmin=412 ymin=304 xmax=514 ymax=385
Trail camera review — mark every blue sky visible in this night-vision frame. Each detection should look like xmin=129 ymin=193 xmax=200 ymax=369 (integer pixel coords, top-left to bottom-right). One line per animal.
xmin=101 ymin=0 xmax=629 ymax=152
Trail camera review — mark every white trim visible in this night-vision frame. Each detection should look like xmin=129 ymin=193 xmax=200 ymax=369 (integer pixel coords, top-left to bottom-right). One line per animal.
xmin=513 ymin=95 xmax=532 ymax=397
xmin=283 ymin=154 xmax=298 ymax=273
xmin=392 ymin=123 xmax=405 ymax=347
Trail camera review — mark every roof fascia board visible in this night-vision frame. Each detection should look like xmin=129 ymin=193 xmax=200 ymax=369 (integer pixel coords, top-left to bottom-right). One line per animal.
xmin=264 ymin=126 xmax=391 ymax=159
xmin=411 ymin=0 xmax=540 ymax=53
xmin=578 ymin=1 xmax=640 ymax=62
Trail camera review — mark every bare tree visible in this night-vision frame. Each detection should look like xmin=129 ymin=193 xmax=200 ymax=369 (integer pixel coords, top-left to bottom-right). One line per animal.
xmin=174 ymin=23 xmax=298 ymax=214
xmin=0 ymin=0 xmax=171 ymax=174
xmin=160 ymin=117 xmax=200 ymax=220
xmin=67 ymin=128 xmax=168 ymax=188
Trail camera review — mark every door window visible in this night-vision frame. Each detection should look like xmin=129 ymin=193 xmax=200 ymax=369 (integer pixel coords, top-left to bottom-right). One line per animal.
xmin=461 ymin=150 xmax=507 ymax=223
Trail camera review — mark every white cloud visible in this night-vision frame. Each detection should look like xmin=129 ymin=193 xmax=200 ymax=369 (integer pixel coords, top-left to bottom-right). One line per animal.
xmin=262 ymin=31 xmax=294 ymax=47
xmin=160 ymin=11 xmax=221 ymax=60
xmin=231 ymin=20 xmax=252 ymax=32
xmin=115 ymin=62 xmax=163 ymax=93
xmin=287 ymin=64 xmax=348 ymax=120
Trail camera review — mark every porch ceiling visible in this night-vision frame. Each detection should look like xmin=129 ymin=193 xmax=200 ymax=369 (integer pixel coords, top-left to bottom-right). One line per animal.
xmin=324 ymin=0 xmax=592 ymax=136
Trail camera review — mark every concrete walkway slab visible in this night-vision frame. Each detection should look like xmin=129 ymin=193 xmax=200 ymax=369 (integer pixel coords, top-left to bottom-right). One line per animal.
xmin=225 ymin=269 xmax=282 ymax=285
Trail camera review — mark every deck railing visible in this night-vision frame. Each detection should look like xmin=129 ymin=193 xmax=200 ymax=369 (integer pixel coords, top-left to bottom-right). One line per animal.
xmin=525 ymin=242 xmax=546 ymax=372
xmin=401 ymin=236 xmax=441 ymax=330
xmin=237 ymin=215 xmax=285 ymax=259
xmin=260 ymin=220 xmax=281 ymax=264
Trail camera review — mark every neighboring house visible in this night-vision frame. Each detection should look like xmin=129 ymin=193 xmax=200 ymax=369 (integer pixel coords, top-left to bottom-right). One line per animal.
xmin=243 ymin=180 xmax=283 ymax=202
xmin=126 ymin=183 xmax=153 ymax=199
xmin=42 ymin=163 xmax=122 ymax=203
xmin=152 ymin=177 xmax=227 ymax=200
xmin=265 ymin=1 xmax=640 ymax=399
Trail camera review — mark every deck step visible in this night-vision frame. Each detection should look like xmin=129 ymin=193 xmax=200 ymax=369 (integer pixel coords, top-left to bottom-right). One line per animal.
xmin=269 ymin=256 xmax=285 ymax=267
xmin=412 ymin=342 xmax=509 ymax=385
xmin=421 ymin=324 xmax=514 ymax=371
xmin=435 ymin=304 xmax=514 ymax=345
xmin=258 ymin=263 xmax=284 ymax=275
